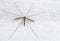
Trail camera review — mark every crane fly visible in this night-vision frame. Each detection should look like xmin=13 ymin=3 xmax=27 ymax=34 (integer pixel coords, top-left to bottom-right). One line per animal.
xmin=0 ymin=1 xmax=40 ymax=40
xmin=14 ymin=16 xmax=34 ymax=26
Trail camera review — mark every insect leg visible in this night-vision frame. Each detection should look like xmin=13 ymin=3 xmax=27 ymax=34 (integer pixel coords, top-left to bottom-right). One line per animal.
xmin=28 ymin=13 xmax=40 ymax=17
xmin=9 ymin=21 xmax=22 ymax=40
xmin=0 ymin=9 xmax=20 ymax=16
xmin=27 ymin=22 xmax=39 ymax=40
xmin=25 ymin=4 xmax=33 ymax=16
xmin=14 ymin=1 xmax=23 ymax=16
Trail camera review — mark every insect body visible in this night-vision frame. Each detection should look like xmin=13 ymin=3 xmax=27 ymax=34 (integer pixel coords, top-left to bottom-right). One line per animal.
xmin=24 ymin=16 xmax=26 ymax=26
xmin=15 ymin=16 xmax=34 ymax=26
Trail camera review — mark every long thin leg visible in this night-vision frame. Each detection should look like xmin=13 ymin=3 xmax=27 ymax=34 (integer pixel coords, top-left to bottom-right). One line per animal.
xmin=25 ymin=4 xmax=32 ymax=16
xmin=28 ymin=13 xmax=40 ymax=17
xmin=0 ymin=9 xmax=20 ymax=16
xmin=9 ymin=22 xmax=22 ymax=40
xmin=14 ymin=1 xmax=23 ymax=16
xmin=27 ymin=22 xmax=39 ymax=40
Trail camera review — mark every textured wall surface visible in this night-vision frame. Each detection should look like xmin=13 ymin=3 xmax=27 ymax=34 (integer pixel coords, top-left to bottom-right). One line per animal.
xmin=0 ymin=0 xmax=60 ymax=41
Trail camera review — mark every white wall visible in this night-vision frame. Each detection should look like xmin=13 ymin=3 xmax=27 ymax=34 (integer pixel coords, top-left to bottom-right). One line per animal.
xmin=0 ymin=0 xmax=60 ymax=41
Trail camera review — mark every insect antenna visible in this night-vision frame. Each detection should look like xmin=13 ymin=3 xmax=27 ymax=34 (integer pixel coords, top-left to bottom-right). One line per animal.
xmin=9 ymin=21 xmax=23 ymax=40
xmin=27 ymin=22 xmax=39 ymax=40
